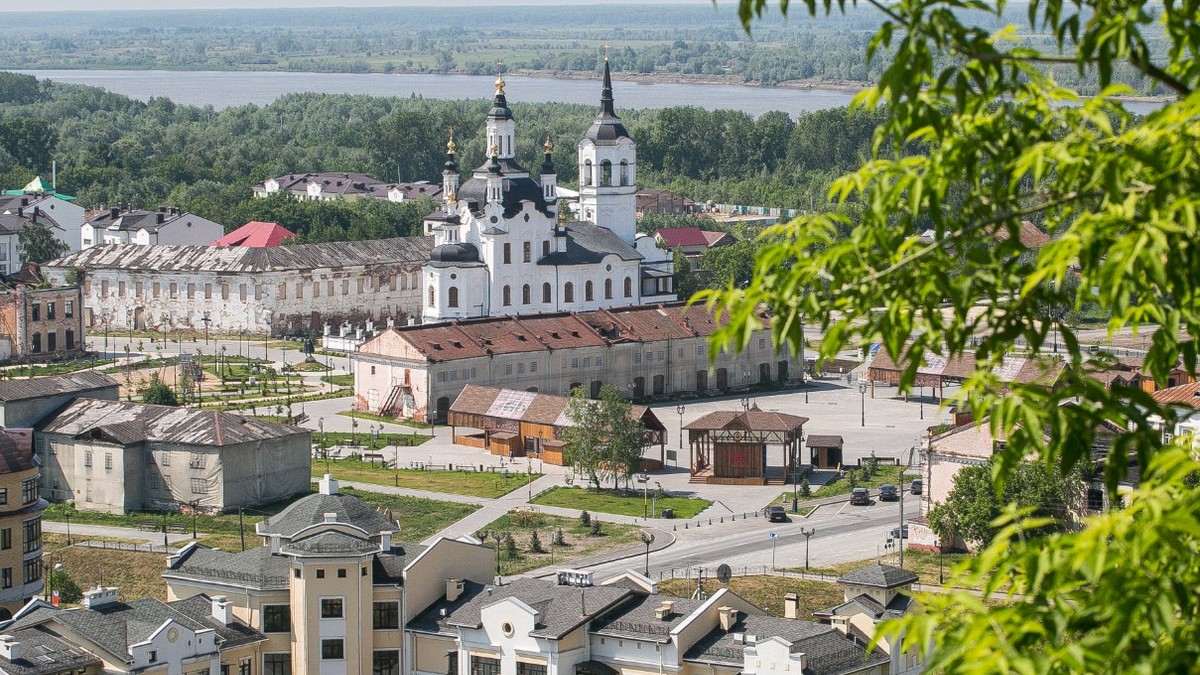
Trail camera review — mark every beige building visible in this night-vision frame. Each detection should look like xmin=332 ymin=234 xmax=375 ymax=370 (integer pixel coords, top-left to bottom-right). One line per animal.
xmin=0 ymin=588 xmax=266 ymax=675
xmin=37 ymin=398 xmax=311 ymax=513
xmin=0 ymin=430 xmax=47 ymax=621
xmin=354 ymin=302 xmax=806 ymax=423
xmin=0 ymin=372 xmax=118 ymax=429
xmin=0 ymin=284 xmax=85 ymax=364
xmin=164 ymin=475 xmax=495 ymax=675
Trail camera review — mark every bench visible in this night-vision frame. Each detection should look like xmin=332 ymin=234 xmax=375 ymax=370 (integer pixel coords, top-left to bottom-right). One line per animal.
xmin=167 ymin=523 xmax=189 ymax=534
xmin=138 ymin=522 xmax=159 ymax=532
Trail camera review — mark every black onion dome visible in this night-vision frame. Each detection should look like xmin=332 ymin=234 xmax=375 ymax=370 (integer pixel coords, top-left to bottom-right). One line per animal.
xmin=541 ymin=152 xmax=555 ymax=175
xmin=430 ymin=242 xmax=481 ymax=263
xmin=444 ymin=155 xmax=459 ymax=173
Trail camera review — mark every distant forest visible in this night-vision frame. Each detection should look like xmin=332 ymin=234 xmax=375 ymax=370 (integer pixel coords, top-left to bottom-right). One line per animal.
xmin=0 ymin=71 xmax=883 ymax=242
xmin=0 ymin=4 xmax=1175 ymax=94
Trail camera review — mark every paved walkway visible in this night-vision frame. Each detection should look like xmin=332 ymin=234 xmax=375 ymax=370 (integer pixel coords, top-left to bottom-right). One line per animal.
xmin=43 ymin=521 xmax=195 ymax=545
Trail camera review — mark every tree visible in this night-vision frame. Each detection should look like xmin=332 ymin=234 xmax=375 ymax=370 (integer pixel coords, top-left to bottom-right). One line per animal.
xmin=561 ymin=385 xmax=647 ymax=490
xmin=17 ymin=225 xmax=68 ymax=264
xmin=597 ymin=385 xmax=649 ymax=490
xmin=928 ymin=460 xmax=1086 ymax=548
xmin=562 ymin=389 xmax=608 ymax=489
xmin=712 ymin=1 xmax=1200 ymax=671
xmin=141 ymin=372 xmax=179 ymax=406
xmin=700 ymin=238 xmax=757 ymax=289
xmin=48 ymin=567 xmax=82 ymax=604
xmin=673 ymin=247 xmax=702 ymax=301
xmin=0 ymin=118 xmax=56 ymax=171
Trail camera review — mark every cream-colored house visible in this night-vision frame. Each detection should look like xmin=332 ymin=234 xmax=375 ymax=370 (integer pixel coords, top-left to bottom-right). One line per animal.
xmin=164 ymin=475 xmax=494 ymax=675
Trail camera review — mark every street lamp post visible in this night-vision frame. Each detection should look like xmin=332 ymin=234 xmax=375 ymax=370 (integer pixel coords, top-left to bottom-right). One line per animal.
xmin=770 ymin=531 xmax=778 ymax=570
xmin=858 ymin=379 xmax=868 ymax=427
xmin=262 ymin=309 xmax=273 ymax=366
xmin=919 ymin=384 xmax=924 ymax=420
xmin=637 ymin=473 xmax=649 ymax=519
xmin=676 ymin=404 xmax=685 ymax=451
xmin=640 ymin=530 xmax=655 ymax=575
xmin=100 ymin=309 xmax=109 ymax=357
xmin=126 ymin=308 xmax=133 ymax=342
xmin=201 ymin=311 xmax=211 ymax=345
xmin=740 ymin=396 xmax=750 ymax=412
xmin=801 ymin=527 xmax=816 ymax=570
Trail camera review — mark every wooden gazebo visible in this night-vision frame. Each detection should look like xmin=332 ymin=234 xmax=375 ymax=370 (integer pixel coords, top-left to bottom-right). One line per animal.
xmin=685 ymin=405 xmax=808 ymax=485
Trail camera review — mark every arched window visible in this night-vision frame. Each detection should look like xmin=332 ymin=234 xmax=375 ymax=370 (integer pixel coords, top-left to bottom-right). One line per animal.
xmin=583 ymin=160 xmax=593 ymax=186
xmin=522 ymin=284 xmax=531 ymax=305
xmin=624 ymin=276 xmax=633 ymax=298
xmin=448 ymin=287 xmax=459 ymax=308
xmin=600 ymin=160 xmax=612 ymax=187
xmin=428 ymin=285 xmax=435 ymax=307
xmin=604 ymin=278 xmax=613 ymax=299
xmin=502 ymin=285 xmax=512 ymax=306
xmin=585 ymin=280 xmax=594 ymax=302
xmin=564 ymin=282 xmax=574 ymax=303
xmin=542 ymin=283 xmax=552 ymax=304
xmin=619 ymin=160 xmax=629 ymax=186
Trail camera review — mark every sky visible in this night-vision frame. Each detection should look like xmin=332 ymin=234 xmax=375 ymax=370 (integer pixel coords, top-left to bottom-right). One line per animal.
xmin=0 ymin=0 xmax=712 ymax=10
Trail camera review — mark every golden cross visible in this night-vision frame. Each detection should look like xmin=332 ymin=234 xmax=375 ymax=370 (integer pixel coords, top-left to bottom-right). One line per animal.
xmin=603 ymin=44 xmax=610 ymax=61
xmin=495 ymin=59 xmax=505 ymax=75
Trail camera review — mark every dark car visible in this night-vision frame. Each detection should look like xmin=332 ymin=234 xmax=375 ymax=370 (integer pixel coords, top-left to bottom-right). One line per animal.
xmin=850 ymin=487 xmax=870 ymax=505
xmin=766 ymin=505 xmax=788 ymax=522
xmin=891 ymin=524 xmax=909 ymax=539
xmin=879 ymin=484 xmax=899 ymax=501
xmin=910 ymin=479 xmax=923 ymax=496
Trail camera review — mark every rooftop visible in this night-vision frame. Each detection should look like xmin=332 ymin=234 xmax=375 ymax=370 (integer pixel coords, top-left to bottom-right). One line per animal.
xmin=683 ymin=613 xmax=888 ymax=675
xmin=836 ymin=563 xmax=919 ymax=589
xmin=655 ymin=227 xmax=731 ymax=249
xmin=0 ymin=372 xmax=117 ymax=403
xmin=1151 ymin=381 xmax=1200 ymax=408
xmin=38 ymin=398 xmax=308 ymax=447
xmin=210 ymin=221 xmax=296 ymax=248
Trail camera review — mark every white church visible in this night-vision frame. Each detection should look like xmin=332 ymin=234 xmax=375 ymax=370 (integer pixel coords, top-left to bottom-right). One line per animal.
xmin=421 ymin=60 xmax=675 ymax=322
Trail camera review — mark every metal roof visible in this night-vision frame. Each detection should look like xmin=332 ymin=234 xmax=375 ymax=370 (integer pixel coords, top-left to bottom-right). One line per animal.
xmin=38 ymin=398 xmax=308 ymax=447
xmin=0 ymin=372 xmax=118 ymax=402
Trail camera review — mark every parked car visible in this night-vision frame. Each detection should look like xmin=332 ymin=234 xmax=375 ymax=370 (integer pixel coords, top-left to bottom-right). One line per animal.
xmin=850 ymin=487 xmax=870 ymax=505
xmin=910 ymin=479 xmax=923 ymax=495
xmin=891 ymin=524 xmax=909 ymax=539
xmin=879 ymin=484 xmax=899 ymax=501
xmin=766 ymin=505 xmax=788 ymax=522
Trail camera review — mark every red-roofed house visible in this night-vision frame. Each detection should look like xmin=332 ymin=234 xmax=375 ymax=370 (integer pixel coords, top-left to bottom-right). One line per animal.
xmin=211 ymin=221 xmax=296 ymax=248
xmin=654 ymin=227 xmax=735 ymax=257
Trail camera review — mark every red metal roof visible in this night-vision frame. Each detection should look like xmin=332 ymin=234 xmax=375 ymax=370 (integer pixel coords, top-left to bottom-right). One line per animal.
xmin=1151 ymin=381 xmax=1200 ymax=408
xmin=211 ymin=221 xmax=296 ymax=248
xmin=655 ymin=227 xmax=718 ymax=248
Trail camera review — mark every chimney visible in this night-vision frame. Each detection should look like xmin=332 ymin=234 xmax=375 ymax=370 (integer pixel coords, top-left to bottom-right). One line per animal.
xmin=446 ymin=578 xmax=464 ymax=603
xmin=718 ymin=606 xmax=738 ymax=632
xmin=158 ymin=206 xmax=166 ymax=213
xmin=109 ymin=207 xmax=119 ymax=220
xmin=269 ymin=534 xmax=281 ymax=553
xmin=211 ymin=596 xmax=233 ymax=625
xmin=654 ymin=600 xmax=675 ymax=620
xmin=31 ymin=207 xmax=39 ymax=224
xmin=82 ymin=586 xmax=119 ymax=609
xmin=380 ymin=530 xmax=393 ymax=552
xmin=16 ymin=207 xmax=22 ymax=218
xmin=19 ymin=197 xmax=28 ymax=207
xmin=156 ymin=213 xmax=164 ymax=224
xmin=318 ymin=474 xmax=339 ymax=495
xmin=323 ymin=512 xmax=338 ymax=524
xmin=783 ymin=593 xmax=799 ymax=620
xmin=0 ymin=635 xmax=19 ymax=661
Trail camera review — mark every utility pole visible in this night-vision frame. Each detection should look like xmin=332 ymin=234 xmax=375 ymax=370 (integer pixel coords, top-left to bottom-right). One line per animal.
xmin=899 ymin=443 xmax=916 ymax=569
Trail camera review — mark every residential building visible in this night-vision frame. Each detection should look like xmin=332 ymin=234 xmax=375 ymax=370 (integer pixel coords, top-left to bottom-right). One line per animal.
xmin=43 ymin=237 xmax=433 ymax=335
xmin=353 ymin=302 xmax=806 ymax=422
xmin=211 ymin=221 xmax=297 ymax=248
xmin=81 ymin=206 xmax=225 ymax=248
xmin=0 ymin=430 xmax=47 ymax=620
xmin=0 ymin=372 xmax=118 ymax=429
xmin=164 ymin=475 xmax=495 ymax=675
xmin=253 ymin=173 xmax=443 ymax=203
xmin=419 ymin=61 xmax=674 ymax=322
xmin=813 ymin=564 xmax=923 ymax=675
xmin=0 ymin=177 xmax=86 ymax=253
xmin=0 ymin=284 xmax=85 ymax=364
xmin=36 ymin=398 xmax=311 ymax=513
xmin=654 ymin=227 xmax=734 ymax=259
xmin=0 ymin=589 xmax=266 ymax=674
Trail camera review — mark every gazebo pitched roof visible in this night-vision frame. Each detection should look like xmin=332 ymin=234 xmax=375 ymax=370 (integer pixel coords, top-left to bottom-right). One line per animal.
xmin=684 ymin=405 xmax=808 ymax=433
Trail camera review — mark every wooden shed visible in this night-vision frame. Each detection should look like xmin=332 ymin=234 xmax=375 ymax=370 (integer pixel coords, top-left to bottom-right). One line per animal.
xmin=807 ymin=434 xmax=845 ymax=469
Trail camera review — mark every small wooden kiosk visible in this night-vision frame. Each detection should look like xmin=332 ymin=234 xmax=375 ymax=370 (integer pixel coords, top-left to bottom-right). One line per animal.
xmin=807 ymin=434 xmax=845 ymax=470
xmin=685 ymin=406 xmax=808 ymax=485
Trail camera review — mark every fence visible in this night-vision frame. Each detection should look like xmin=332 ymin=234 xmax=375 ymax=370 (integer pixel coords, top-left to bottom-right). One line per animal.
xmin=655 ymin=565 xmax=840 ymax=583
xmin=76 ymin=539 xmax=174 ymax=555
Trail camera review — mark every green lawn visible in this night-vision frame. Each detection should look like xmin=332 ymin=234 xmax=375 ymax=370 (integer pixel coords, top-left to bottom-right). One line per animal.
xmin=322 ymin=374 xmax=354 ymax=387
xmin=346 ymin=488 xmax=479 ymax=542
xmin=316 ymin=459 xmax=535 ymax=498
xmin=478 ymin=509 xmax=644 ymax=575
xmin=312 ymin=431 xmax=431 ymax=450
xmin=532 ymin=486 xmax=711 ymax=519
xmin=336 ymin=409 xmax=435 ymax=429
xmin=804 ymin=549 xmax=976 ymax=588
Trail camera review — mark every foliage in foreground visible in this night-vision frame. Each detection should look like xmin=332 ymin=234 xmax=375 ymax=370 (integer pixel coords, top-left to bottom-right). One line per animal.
xmin=718 ymin=0 xmax=1200 ymax=672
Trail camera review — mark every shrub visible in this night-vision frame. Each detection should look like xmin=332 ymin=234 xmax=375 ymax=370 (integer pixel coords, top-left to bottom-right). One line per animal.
xmin=590 ymin=518 xmax=603 ymax=536
xmin=579 ymin=510 xmax=591 ymax=527
xmin=529 ymin=530 xmax=545 ymax=553
xmin=552 ymin=528 xmax=565 ymax=546
xmin=800 ymin=479 xmax=810 ymax=498
xmin=503 ymin=533 xmax=518 ymax=559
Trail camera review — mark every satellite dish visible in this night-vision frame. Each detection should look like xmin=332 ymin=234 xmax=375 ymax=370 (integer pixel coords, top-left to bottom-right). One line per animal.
xmin=716 ymin=564 xmax=732 ymax=584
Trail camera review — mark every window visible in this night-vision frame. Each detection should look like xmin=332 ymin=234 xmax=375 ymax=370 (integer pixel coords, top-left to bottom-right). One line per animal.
xmin=523 ymin=241 xmax=531 ymax=263
xmin=30 ymin=333 xmax=40 ymax=353
xmin=190 ymin=453 xmax=206 ymax=469
xmin=321 ymin=640 xmax=345 ymax=660
xmin=23 ymin=519 xmax=41 ymax=554
xmin=0 ymin=529 xmax=10 ymax=550
xmin=23 ymin=557 xmax=39 ymax=584
xmin=21 ymin=479 xmax=37 ymax=504
xmin=429 ymin=286 xmax=436 ymax=307
xmin=595 ymin=356 xmax=602 ymax=367
xmin=373 ymin=601 xmax=400 ymax=629
xmin=645 ymin=352 xmax=653 ymax=362
xmin=240 ymin=659 xmax=252 ymax=675
xmin=321 ymin=598 xmax=343 ymax=618
xmin=620 ymin=159 xmax=629 ymax=186
xmin=159 ymin=451 xmax=170 ymax=466
xmin=170 ymin=282 xmax=178 ymax=299
xmin=759 ymin=338 xmax=767 ymax=350
xmin=103 ymin=453 xmax=112 ymax=471
xmin=542 ymin=240 xmax=550 ymax=257
xmin=634 ymin=353 xmax=642 ymax=364
xmin=448 ymin=287 xmax=459 ymax=308
xmin=605 ymin=279 xmax=613 ymax=299
xmin=46 ymin=302 xmax=56 ymax=320
xmin=84 ymin=451 xmax=93 ymax=468
xmin=46 ymin=332 xmax=56 ymax=352
xmin=374 ymin=651 xmax=401 ymax=675
xmin=517 ymin=363 xmax=525 ymax=374
xmin=624 ymin=277 xmax=632 ymax=298
xmin=564 ymin=282 xmax=574 ymax=303
xmin=264 ymin=654 xmax=291 ymax=675
xmin=65 ymin=330 xmax=74 ymax=350
xmin=503 ymin=285 xmax=512 ymax=306
xmin=191 ymin=478 xmax=208 ymax=494
xmin=0 ymin=488 xmax=7 ymax=506
xmin=585 ymin=281 xmax=594 ymax=301
xmin=263 ymin=604 xmax=290 ymax=633
xmin=600 ymin=159 xmax=612 ymax=187
xmin=148 ymin=651 xmax=157 ymax=663
xmin=583 ymin=357 xmax=591 ymax=368
xmin=337 ymin=568 xmax=347 ymax=578
xmin=503 ymin=243 xmax=512 ymax=264
xmin=583 ymin=160 xmax=593 ymax=186
xmin=471 ymin=656 xmax=501 ymax=675
xmin=65 ymin=300 xmax=73 ymax=318
xmin=518 ymin=664 xmax=547 ymax=675
xmin=522 ymin=284 xmax=531 ymax=305
xmin=0 ymin=568 xmax=9 ymax=589
xmin=31 ymin=304 xmax=39 ymax=322
xmin=542 ymin=283 xmax=552 ymax=304
xmin=448 ymin=653 xmax=459 ymax=675
xmin=530 ymin=362 xmax=537 ymax=372
xmin=438 ymin=372 xmax=447 ymax=383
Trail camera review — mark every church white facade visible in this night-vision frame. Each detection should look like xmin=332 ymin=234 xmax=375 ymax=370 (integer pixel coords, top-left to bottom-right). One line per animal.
xmin=421 ymin=61 xmax=674 ymax=323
